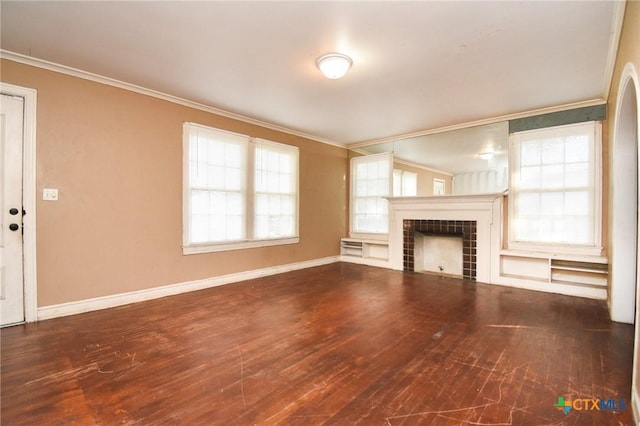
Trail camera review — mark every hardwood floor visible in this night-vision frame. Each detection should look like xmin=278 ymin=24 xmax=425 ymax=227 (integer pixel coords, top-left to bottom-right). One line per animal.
xmin=1 ymin=263 xmax=635 ymax=425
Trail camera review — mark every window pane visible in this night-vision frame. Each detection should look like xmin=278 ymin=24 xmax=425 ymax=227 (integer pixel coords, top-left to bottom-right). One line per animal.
xmin=541 ymin=138 xmax=564 ymax=164
xmin=516 ymin=192 xmax=540 ymax=216
xmin=565 ymin=162 xmax=589 ymax=187
xmin=565 ymin=136 xmax=589 ymax=163
xmin=541 ymin=165 xmax=564 ymax=189
xmin=540 ymin=192 xmax=563 ymax=216
xmin=521 ymin=140 xmax=540 ymax=166
xmin=520 ymin=166 xmax=541 ymax=189
xmin=564 ymin=191 xmax=589 ymax=215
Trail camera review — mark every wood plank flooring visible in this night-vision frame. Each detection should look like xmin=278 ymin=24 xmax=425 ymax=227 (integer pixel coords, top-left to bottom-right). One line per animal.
xmin=1 ymin=263 xmax=635 ymax=425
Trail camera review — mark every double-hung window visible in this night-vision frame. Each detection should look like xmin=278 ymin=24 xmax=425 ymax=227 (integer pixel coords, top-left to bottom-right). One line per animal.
xmin=183 ymin=123 xmax=298 ymax=254
xmin=350 ymin=152 xmax=392 ymax=236
xmin=508 ymin=121 xmax=602 ymax=255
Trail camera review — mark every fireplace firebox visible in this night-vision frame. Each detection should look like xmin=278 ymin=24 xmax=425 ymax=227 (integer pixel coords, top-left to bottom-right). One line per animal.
xmin=403 ymin=219 xmax=477 ymax=280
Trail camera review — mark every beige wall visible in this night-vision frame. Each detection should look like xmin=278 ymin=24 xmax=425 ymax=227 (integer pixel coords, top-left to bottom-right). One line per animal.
xmin=393 ymin=162 xmax=452 ymax=196
xmin=605 ymin=0 xmax=640 ymax=399
xmin=1 ymin=59 xmax=349 ymax=307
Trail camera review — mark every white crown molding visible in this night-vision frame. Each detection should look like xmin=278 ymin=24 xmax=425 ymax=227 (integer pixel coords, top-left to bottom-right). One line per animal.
xmin=602 ymin=0 xmax=627 ymax=99
xmin=37 ymin=256 xmax=339 ymax=321
xmin=348 ymin=98 xmax=607 ymax=149
xmin=1 ymin=50 xmax=610 ymax=152
xmin=0 ymin=50 xmax=346 ymax=149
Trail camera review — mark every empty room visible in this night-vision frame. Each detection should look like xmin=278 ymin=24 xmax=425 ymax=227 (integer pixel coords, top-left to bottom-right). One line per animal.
xmin=1 ymin=1 xmax=639 ymax=425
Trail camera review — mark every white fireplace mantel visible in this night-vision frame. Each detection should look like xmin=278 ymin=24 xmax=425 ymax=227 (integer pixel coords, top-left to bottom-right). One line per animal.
xmin=387 ymin=193 xmax=504 ymax=283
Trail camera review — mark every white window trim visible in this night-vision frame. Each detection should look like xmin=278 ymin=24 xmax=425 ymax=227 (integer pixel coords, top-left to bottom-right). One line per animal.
xmin=507 ymin=121 xmax=603 ymax=256
xmin=349 ymin=152 xmax=393 ymax=241
xmin=182 ymin=123 xmax=299 ymax=255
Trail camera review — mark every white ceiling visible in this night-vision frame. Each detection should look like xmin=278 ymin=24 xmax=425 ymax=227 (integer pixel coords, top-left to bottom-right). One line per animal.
xmin=0 ymin=1 xmax=620 ymax=147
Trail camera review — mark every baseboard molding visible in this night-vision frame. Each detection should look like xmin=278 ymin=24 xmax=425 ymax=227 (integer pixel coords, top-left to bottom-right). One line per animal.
xmin=38 ymin=256 xmax=339 ymax=321
xmin=492 ymin=276 xmax=607 ymax=300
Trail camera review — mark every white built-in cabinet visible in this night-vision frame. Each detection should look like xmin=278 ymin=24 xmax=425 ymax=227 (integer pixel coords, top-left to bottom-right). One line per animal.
xmin=498 ymin=250 xmax=608 ymax=298
xmin=340 ymin=238 xmax=389 ymax=268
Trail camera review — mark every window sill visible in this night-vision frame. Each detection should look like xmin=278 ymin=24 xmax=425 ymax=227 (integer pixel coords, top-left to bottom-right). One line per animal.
xmin=505 ymin=242 xmax=604 ymax=259
xmin=348 ymin=232 xmax=389 ymax=242
xmin=183 ymin=237 xmax=299 ymax=255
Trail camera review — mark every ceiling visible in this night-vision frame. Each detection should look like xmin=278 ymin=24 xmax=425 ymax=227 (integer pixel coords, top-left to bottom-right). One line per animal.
xmin=0 ymin=1 xmax=621 ymax=147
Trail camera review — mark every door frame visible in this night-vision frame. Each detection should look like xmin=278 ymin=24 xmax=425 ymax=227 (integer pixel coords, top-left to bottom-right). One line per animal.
xmin=1 ymin=82 xmax=37 ymax=323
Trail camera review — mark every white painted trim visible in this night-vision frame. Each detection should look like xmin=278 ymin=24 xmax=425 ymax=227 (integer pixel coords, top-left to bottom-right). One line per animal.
xmin=348 ymin=99 xmax=607 ymax=149
xmin=0 ymin=50 xmax=345 ymax=149
xmin=0 ymin=82 xmax=37 ymax=323
xmin=610 ymin=62 xmax=640 ymax=324
xmin=339 ymin=255 xmax=390 ymax=269
xmin=602 ymin=1 xmax=627 ymax=99
xmin=633 ymin=385 xmax=640 ymax=426
xmin=37 ymin=256 xmax=339 ymax=321
xmin=491 ymin=275 xmax=607 ymax=300
xmin=1 ymin=50 xmax=608 ymax=150
xmin=183 ymin=237 xmax=300 ymax=255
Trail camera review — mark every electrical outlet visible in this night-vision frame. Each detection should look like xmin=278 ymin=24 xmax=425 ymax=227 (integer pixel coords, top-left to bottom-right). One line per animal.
xmin=43 ymin=188 xmax=59 ymax=201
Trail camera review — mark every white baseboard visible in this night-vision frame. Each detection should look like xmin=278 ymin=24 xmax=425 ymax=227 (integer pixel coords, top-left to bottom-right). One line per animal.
xmin=339 ymin=255 xmax=390 ymax=269
xmin=38 ymin=256 xmax=339 ymax=321
xmin=492 ymin=275 xmax=607 ymax=300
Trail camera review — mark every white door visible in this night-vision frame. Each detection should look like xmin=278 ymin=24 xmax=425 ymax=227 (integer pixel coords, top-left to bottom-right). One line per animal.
xmin=0 ymin=94 xmax=25 ymax=326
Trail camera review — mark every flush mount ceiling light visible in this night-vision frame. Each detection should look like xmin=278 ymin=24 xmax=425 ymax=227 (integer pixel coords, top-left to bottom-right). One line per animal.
xmin=316 ymin=53 xmax=353 ymax=79
xmin=479 ymin=152 xmax=494 ymax=160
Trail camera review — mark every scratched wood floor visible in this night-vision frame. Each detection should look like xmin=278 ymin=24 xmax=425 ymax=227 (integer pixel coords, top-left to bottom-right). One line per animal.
xmin=1 ymin=263 xmax=635 ymax=425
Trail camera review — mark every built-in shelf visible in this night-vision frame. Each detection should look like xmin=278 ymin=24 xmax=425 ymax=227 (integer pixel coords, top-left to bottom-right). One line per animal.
xmin=499 ymin=250 xmax=608 ymax=290
xmin=340 ymin=238 xmax=389 ymax=267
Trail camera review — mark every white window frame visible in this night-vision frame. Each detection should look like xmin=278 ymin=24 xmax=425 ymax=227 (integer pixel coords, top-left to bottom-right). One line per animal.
xmin=350 ymin=152 xmax=393 ymax=240
xmin=183 ymin=122 xmax=299 ymax=254
xmin=507 ymin=121 xmax=603 ymax=256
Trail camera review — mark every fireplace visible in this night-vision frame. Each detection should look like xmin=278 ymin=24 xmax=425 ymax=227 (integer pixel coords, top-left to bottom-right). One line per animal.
xmin=403 ymin=220 xmax=477 ymax=280
xmin=387 ymin=194 xmax=503 ymax=284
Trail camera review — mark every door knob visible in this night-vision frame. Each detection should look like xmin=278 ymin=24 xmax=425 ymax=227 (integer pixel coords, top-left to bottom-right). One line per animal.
xmin=9 ymin=208 xmax=19 ymax=215
xmin=9 ymin=223 xmax=19 ymax=231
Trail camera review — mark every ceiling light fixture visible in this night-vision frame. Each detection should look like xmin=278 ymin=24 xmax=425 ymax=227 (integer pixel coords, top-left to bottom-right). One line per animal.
xmin=317 ymin=53 xmax=353 ymax=79
xmin=479 ymin=152 xmax=494 ymax=160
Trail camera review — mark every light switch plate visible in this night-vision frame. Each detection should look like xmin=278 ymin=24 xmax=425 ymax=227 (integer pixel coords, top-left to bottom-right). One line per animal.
xmin=43 ymin=188 xmax=59 ymax=201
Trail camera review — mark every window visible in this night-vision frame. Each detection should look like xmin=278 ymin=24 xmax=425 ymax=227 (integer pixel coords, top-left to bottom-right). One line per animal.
xmin=183 ymin=123 xmax=298 ymax=254
xmin=393 ymin=169 xmax=418 ymax=196
xmin=433 ymin=178 xmax=446 ymax=195
xmin=350 ymin=153 xmax=392 ymax=236
xmin=508 ymin=121 xmax=602 ymax=254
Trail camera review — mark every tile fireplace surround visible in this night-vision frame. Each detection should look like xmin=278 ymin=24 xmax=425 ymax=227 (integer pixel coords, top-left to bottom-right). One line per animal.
xmin=404 ymin=219 xmax=477 ymax=280
xmin=388 ymin=194 xmax=503 ymax=284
